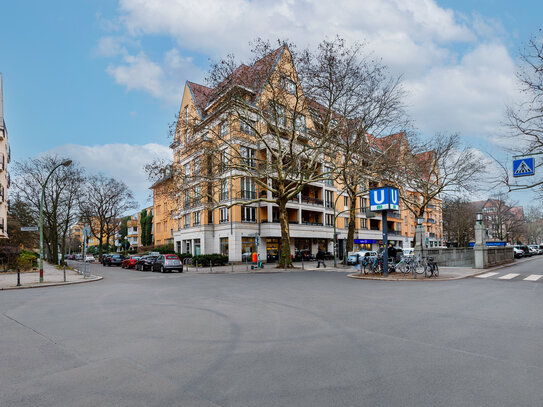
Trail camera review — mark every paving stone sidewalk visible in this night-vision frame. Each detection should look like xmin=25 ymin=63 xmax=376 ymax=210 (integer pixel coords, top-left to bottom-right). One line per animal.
xmin=0 ymin=262 xmax=102 ymax=290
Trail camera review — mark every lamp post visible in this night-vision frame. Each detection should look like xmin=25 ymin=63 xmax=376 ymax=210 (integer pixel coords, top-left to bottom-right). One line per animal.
xmin=39 ymin=160 xmax=72 ymax=283
xmin=416 ymin=216 xmax=424 ymax=257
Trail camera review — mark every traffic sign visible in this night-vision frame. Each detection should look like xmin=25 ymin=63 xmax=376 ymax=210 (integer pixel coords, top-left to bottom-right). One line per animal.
xmin=20 ymin=226 xmax=38 ymax=232
xmin=513 ymin=157 xmax=535 ymax=177
xmin=369 ymin=186 xmax=399 ymax=211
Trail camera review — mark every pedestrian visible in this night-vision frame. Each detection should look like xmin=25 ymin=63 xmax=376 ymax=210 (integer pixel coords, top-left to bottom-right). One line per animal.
xmin=316 ymin=249 xmax=326 ymax=268
xmin=388 ymin=244 xmax=398 ymax=262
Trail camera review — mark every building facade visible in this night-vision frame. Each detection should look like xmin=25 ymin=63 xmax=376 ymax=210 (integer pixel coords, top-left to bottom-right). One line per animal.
xmin=169 ymin=47 xmax=443 ymax=262
xmin=0 ymin=74 xmax=10 ymax=238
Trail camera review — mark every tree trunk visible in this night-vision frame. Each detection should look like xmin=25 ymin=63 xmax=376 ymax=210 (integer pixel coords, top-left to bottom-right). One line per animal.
xmin=277 ymin=199 xmax=292 ymax=268
xmin=346 ymin=194 xmax=357 ymax=253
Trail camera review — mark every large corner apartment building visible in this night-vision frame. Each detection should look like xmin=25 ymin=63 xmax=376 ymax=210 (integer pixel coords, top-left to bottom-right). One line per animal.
xmin=0 ymin=74 xmax=10 ymax=238
xmin=165 ymin=47 xmax=443 ymax=262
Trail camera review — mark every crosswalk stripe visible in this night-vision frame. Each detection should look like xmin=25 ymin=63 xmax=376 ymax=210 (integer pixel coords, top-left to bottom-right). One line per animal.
xmin=475 ymin=272 xmax=499 ymax=279
xmin=523 ymin=274 xmax=542 ymax=281
xmin=499 ymin=273 xmax=520 ymax=280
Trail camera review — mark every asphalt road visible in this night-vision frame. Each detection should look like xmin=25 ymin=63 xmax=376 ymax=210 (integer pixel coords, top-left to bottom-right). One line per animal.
xmin=1 ymin=257 xmax=543 ymax=407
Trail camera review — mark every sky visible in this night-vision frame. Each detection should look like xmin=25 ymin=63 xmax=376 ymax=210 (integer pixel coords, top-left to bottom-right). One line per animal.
xmin=1 ymin=0 xmax=542 ymax=209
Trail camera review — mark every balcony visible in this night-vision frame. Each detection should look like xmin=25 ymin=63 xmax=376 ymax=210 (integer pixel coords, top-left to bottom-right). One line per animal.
xmin=365 ymin=209 xmax=376 ymax=218
xmin=427 ymin=218 xmax=436 ymax=224
xmin=301 ymin=196 xmax=323 ymax=206
xmin=427 ymin=204 xmax=435 ymax=210
xmin=301 ymin=221 xmax=324 ymax=226
xmin=239 ymin=190 xmax=257 ymax=200
xmin=388 ymin=212 xmax=401 ymax=219
xmin=325 ymin=201 xmax=333 ymax=209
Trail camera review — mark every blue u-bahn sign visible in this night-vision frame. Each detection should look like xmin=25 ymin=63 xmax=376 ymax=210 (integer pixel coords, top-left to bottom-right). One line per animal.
xmin=369 ymin=186 xmax=399 ymax=211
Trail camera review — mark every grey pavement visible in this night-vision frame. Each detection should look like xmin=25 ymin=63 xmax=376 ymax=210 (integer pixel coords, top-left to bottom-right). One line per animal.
xmin=1 ymin=257 xmax=543 ymax=406
xmin=0 ymin=261 xmax=102 ymax=290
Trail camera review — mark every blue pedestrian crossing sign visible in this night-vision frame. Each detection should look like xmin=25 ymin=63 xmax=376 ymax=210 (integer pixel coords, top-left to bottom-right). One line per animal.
xmin=369 ymin=186 xmax=400 ymax=211
xmin=513 ymin=157 xmax=535 ymax=177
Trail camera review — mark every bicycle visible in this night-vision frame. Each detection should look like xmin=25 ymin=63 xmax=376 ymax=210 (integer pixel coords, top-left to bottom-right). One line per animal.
xmin=424 ymin=256 xmax=439 ymax=278
xmin=396 ymin=256 xmax=411 ymax=275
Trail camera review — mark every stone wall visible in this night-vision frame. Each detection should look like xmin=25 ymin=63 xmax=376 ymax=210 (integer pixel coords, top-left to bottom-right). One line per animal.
xmin=416 ymin=246 xmax=514 ymax=268
xmin=416 ymin=248 xmax=474 ymax=267
xmin=487 ymin=247 xmax=514 ymax=267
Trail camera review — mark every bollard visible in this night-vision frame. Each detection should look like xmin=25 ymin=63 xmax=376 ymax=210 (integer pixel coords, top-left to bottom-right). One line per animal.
xmin=63 ymin=264 xmax=66 ymax=282
xmin=246 ymin=259 xmax=249 ymax=272
xmin=301 ymin=257 xmax=304 ymax=270
xmin=17 ymin=266 xmax=21 ymax=287
xmin=210 ymin=262 xmax=213 ymax=273
xmin=195 ymin=260 xmax=198 ymax=273
xmin=231 ymin=262 xmax=234 ymax=273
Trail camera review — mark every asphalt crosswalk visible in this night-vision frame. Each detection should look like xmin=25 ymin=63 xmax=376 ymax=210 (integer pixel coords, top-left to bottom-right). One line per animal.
xmin=475 ymin=271 xmax=543 ymax=282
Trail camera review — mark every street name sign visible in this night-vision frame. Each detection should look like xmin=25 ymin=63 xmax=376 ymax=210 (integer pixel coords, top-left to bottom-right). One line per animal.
xmin=513 ymin=157 xmax=535 ymax=177
xmin=369 ymin=186 xmax=399 ymax=211
xmin=20 ymin=226 xmax=38 ymax=232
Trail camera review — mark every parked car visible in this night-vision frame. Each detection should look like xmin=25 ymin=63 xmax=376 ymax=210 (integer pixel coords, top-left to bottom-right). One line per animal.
xmin=347 ymin=251 xmax=377 ymax=265
xmin=101 ymin=254 xmax=112 ymax=266
xmin=122 ymin=255 xmax=140 ymax=269
xmin=515 ymin=245 xmax=532 ymax=257
xmin=513 ymin=247 xmax=524 ymax=258
xmin=105 ymin=254 xmax=124 ymax=267
xmin=135 ymin=255 xmax=158 ymax=271
xmin=152 ymin=254 xmax=183 ymax=273
xmin=528 ymin=245 xmax=543 ymax=255
xmin=74 ymin=254 xmax=83 ymax=261
xmin=85 ymin=254 xmax=95 ymax=262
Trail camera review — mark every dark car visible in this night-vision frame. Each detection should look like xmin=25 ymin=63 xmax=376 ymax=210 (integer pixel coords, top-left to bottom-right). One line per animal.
xmin=135 ymin=255 xmax=158 ymax=271
xmin=101 ymin=254 xmax=112 ymax=266
xmin=152 ymin=254 xmax=183 ymax=273
xmin=105 ymin=254 xmax=124 ymax=267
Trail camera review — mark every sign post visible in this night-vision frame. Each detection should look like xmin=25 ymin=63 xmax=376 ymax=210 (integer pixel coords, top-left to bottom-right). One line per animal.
xmin=369 ymin=186 xmax=400 ymax=277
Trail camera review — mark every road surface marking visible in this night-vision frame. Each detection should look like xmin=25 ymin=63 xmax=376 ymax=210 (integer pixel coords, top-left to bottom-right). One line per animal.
xmin=498 ymin=273 xmax=520 ymax=280
xmin=475 ymin=272 xmax=499 ymax=279
xmin=524 ymin=274 xmax=542 ymax=281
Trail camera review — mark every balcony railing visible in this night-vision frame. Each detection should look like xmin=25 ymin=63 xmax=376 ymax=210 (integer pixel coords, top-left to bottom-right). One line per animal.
xmin=239 ymin=190 xmax=257 ymax=200
xmin=388 ymin=212 xmax=401 ymax=219
xmin=301 ymin=221 xmax=323 ymax=226
xmin=219 ymin=192 xmax=229 ymax=202
xmin=365 ymin=209 xmax=376 ymax=218
xmin=301 ymin=196 xmax=323 ymax=206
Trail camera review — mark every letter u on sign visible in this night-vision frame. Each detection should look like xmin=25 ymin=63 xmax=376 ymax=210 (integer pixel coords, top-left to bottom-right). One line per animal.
xmin=373 ymin=190 xmax=385 ymax=204
xmin=390 ymin=189 xmax=398 ymax=205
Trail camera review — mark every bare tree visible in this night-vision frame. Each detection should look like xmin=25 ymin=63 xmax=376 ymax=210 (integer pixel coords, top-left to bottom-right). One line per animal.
xmin=397 ymin=133 xmax=483 ymax=219
xmin=524 ymin=205 xmax=543 ymax=244
xmin=503 ymin=30 xmax=543 ymax=191
xmin=442 ymin=196 xmax=477 ymax=247
xmin=12 ymin=155 xmax=83 ymax=263
xmin=79 ymin=174 xmax=137 ymax=260
xmin=297 ymin=37 xmax=409 ymax=252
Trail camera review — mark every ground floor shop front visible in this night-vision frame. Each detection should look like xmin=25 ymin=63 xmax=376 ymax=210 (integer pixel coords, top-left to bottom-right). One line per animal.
xmin=173 ymin=223 xmax=413 ymax=263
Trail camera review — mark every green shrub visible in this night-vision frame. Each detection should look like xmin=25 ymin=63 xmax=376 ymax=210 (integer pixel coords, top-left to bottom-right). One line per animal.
xmin=178 ymin=253 xmax=193 ymax=260
xmin=154 ymin=244 xmax=175 ymax=254
xmin=18 ymin=250 xmax=38 ymax=270
xmin=192 ymin=254 xmax=228 ymax=266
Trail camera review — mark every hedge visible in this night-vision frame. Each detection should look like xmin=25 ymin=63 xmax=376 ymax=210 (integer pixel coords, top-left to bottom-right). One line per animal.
xmin=192 ymin=254 xmax=228 ymax=266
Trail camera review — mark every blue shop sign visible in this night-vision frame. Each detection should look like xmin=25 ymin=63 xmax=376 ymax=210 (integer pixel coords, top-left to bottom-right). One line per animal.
xmin=468 ymin=242 xmax=507 ymax=247
xmin=355 ymin=239 xmax=378 ymax=244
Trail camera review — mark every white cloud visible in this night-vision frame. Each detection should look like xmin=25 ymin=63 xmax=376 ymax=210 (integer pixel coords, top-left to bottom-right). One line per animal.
xmin=105 ymin=49 xmax=202 ymax=103
xmin=405 ymin=42 xmax=519 ymax=138
xmin=47 ymin=143 xmax=171 ymax=207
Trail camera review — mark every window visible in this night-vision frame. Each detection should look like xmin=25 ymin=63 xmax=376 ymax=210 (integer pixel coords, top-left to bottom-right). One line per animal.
xmin=220 ymin=178 xmax=229 ymax=201
xmin=240 ymin=118 xmax=256 ymax=135
xmin=325 ymin=191 xmax=334 ymax=208
xmin=325 ymin=214 xmax=334 ymax=226
xmin=194 ymin=185 xmax=201 ymax=205
xmin=194 ymin=211 xmax=200 ymax=226
xmin=185 ymin=106 xmax=189 ymax=123
xmin=220 ymin=121 xmax=228 ymax=137
xmin=240 ymin=146 xmax=256 ymax=168
xmin=193 ymin=158 xmax=200 ymax=175
xmin=361 ymin=218 xmax=368 ymax=229
xmin=295 ymin=114 xmax=306 ymax=133
xmin=220 ymin=237 xmax=229 ymax=256
xmin=241 ymin=237 xmax=256 ymax=257
xmin=344 ymin=196 xmax=348 ymax=207
xmin=241 ymin=177 xmax=256 ymax=199
xmin=184 ymin=214 xmax=190 ymax=228
xmin=184 ymin=130 xmax=188 ymax=144
xmin=324 ymin=166 xmax=333 ymax=186
xmin=242 ymin=206 xmax=256 ymax=222
xmin=269 ymin=102 xmax=287 ymax=127
xmin=184 ymin=164 xmax=190 ymax=183
xmin=219 ymin=149 xmax=228 ymax=172
xmin=282 ymin=76 xmax=296 ymax=94
xmin=184 ymin=190 xmax=190 ymax=208
xmin=220 ymin=208 xmax=229 ymax=223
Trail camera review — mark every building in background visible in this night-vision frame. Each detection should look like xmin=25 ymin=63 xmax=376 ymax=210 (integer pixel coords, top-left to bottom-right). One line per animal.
xmin=0 ymin=74 xmax=10 ymax=238
xmin=151 ymin=174 xmax=177 ymax=247
xmin=168 ymin=47 xmax=443 ymax=261
xmin=472 ymin=199 xmax=524 ymax=244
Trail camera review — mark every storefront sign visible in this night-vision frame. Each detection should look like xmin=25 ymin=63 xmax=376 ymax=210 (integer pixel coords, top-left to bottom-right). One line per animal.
xmin=354 ymin=239 xmax=378 ymax=244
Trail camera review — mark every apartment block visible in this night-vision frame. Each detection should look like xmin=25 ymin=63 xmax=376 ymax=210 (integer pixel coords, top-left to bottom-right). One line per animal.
xmin=0 ymin=74 xmax=10 ymax=238
xmin=169 ymin=47 xmax=443 ymax=262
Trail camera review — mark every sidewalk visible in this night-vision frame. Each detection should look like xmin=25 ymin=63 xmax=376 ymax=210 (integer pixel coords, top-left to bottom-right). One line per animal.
xmin=0 ymin=262 xmax=102 ymax=290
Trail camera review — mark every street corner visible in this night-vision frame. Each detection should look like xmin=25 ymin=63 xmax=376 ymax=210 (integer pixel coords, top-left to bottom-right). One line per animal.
xmin=0 ymin=268 xmax=103 ymax=290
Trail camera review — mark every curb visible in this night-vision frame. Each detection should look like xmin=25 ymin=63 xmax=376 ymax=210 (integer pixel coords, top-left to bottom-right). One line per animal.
xmin=0 ymin=275 xmax=103 ymax=291
xmin=346 ymin=273 xmax=472 ymax=282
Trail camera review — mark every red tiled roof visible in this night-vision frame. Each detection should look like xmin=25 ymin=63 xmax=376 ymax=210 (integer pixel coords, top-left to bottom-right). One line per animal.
xmin=187 ymin=82 xmax=213 ymax=117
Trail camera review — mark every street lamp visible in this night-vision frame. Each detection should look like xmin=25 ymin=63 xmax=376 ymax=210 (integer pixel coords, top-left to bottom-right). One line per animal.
xmin=476 ymin=212 xmax=483 ymax=223
xmin=39 ymin=160 xmax=72 ymax=283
